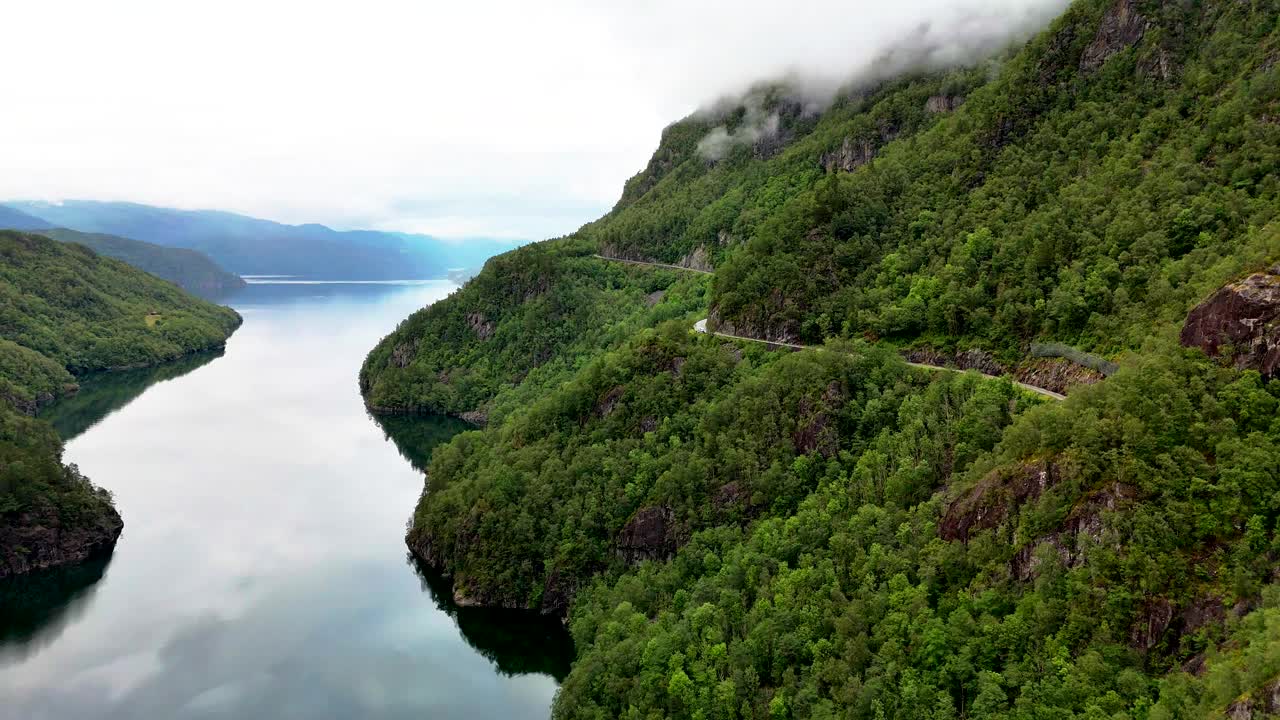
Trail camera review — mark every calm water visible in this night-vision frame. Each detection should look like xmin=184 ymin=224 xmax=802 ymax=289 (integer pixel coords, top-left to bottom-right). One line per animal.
xmin=0 ymin=281 xmax=571 ymax=719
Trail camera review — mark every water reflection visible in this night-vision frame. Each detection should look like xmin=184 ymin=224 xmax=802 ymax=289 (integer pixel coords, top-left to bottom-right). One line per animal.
xmin=0 ymin=552 xmax=113 ymax=662
xmin=371 ymin=413 xmax=471 ymax=474
xmin=0 ymin=280 xmax=569 ymax=719
xmin=374 ymin=412 xmax=573 ymax=679
xmin=40 ymin=350 xmax=224 ymax=442
xmin=409 ymin=556 xmax=574 ymax=681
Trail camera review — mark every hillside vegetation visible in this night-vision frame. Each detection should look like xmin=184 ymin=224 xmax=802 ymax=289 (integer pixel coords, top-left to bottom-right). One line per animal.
xmin=363 ymin=0 xmax=1280 ymax=717
xmin=0 ymin=230 xmax=241 ymax=578
xmin=38 ymin=228 xmax=245 ymax=297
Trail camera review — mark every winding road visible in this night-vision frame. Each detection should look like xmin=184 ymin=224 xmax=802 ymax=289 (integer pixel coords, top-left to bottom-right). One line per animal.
xmin=592 ymin=254 xmax=714 ymax=275
xmin=603 ymin=254 xmax=1067 ymax=401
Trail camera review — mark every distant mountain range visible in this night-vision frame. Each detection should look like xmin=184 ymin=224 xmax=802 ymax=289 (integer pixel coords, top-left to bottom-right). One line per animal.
xmin=3 ymin=200 xmax=519 ymax=280
xmin=0 ymin=205 xmax=53 ymax=231
xmin=37 ymin=228 xmax=246 ymax=297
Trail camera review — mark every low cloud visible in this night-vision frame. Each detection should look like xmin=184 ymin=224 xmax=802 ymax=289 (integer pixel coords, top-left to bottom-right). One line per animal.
xmin=688 ymin=1 xmax=1070 ymax=160
xmin=0 ymin=0 xmax=1072 ymax=240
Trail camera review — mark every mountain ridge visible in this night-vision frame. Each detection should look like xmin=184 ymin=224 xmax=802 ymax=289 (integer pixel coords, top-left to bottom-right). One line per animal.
xmin=4 ymin=200 xmax=520 ymax=280
xmin=36 ymin=228 xmax=245 ymax=298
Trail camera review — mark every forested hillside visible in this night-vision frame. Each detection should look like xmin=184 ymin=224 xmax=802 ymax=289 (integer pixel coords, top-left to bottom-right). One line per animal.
xmin=363 ymin=0 xmax=1280 ymax=717
xmin=0 ymin=230 xmax=241 ymax=578
xmin=39 ymin=228 xmax=245 ymax=297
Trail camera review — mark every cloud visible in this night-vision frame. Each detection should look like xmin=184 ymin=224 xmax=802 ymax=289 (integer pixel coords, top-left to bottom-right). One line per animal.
xmin=696 ymin=101 xmax=783 ymax=162
xmin=686 ymin=1 xmax=1070 ymax=160
xmin=0 ymin=0 xmax=1070 ymax=240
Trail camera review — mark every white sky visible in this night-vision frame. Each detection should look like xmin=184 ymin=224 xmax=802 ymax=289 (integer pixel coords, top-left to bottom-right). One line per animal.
xmin=0 ymin=0 xmax=1068 ymax=240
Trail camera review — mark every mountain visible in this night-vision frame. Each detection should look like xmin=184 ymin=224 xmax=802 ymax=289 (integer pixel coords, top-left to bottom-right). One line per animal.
xmin=362 ymin=0 xmax=1280 ymax=717
xmin=3 ymin=200 xmax=518 ymax=280
xmin=37 ymin=228 xmax=245 ymax=298
xmin=0 ymin=230 xmax=241 ymax=578
xmin=0 ymin=205 xmax=52 ymax=231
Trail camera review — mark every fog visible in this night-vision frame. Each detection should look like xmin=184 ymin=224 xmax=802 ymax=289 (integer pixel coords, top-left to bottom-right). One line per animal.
xmin=0 ymin=0 xmax=1070 ymax=240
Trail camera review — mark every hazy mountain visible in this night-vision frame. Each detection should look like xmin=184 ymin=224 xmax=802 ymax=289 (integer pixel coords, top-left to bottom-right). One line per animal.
xmin=0 ymin=205 xmax=52 ymax=231
xmin=4 ymin=201 xmax=518 ymax=280
xmin=38 ymin=228 xmax=245 ymax=298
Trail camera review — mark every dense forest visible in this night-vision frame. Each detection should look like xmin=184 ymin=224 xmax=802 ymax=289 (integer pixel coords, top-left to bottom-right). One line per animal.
xmin=0 ymin=230 xmax=240 ymax=578
xmin=361 ymin=0 xmax=1280 ymax=717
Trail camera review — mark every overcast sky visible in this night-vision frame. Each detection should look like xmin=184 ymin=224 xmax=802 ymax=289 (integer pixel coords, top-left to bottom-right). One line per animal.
xmin=1 ymin=0 xmax=1068 ymax=240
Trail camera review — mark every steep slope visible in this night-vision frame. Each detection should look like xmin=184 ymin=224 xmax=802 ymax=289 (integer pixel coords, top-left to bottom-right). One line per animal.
xmin=5 ymin=200 xmax=517 ymax=279
xmin=705 ymin=0 xmax=1280 ymax=355
xmin=361 ymin=238 xmax=710 ymax=421
xmin=39 ymin=228 xmax=245 ymax=297
xmin=364 ymin=0 xmax=1280 ymax=717
xmin=0 ymin=230 xmax=241 ymax=578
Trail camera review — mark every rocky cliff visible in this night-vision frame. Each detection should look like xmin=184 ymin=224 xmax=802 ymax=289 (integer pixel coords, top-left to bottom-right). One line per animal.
xmin=1181 ymin=265 xmax=1280 ymax=377
xmin=0 ymin=498 xmax=123 ymax=580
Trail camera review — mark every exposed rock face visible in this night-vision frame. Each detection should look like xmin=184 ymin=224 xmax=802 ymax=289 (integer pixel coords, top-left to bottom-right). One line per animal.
xmin=1009 ymin=481 xmax=1137 ymax=582
xmin=458 ymin=408 xmax=488 ymax=426
xmin=450 ymin=577 xmax=526 ymax=611
xmin=0 ymin=502 xmax=123 ymax=579
xmin=1225 ymin=677 xmax=1280 ymax=720
xmin=680 ymin=245 xmax=714 ymax=273
xmin=792 ymin=382 xmax=844 ymax=458
xmin=1180 ymin=265 xmax=1280 ymax=377
xmin=1130 ymin=598 xmax=1175 ymax=651
xmin=1180 ymin=593 xmax=1226 ymax=637
xmin=644 ymin=290 xmax=666 ymax=307
xmin=1013 ymin=357 xmax=1106 ymax=395
xmin=820 ymin=137 xmax=878 ymax=173
xmin=1080 ymin=0 xmax=1150 ymax=73
xmin=925 ymin=95 xmax=965 ymax=113
xmin=1138 ymin=46 xmax=1177 ymax=81
xmin=821 ymin=117 xmax=901 ymax=173
xmin=904 ymin=347 xmax=1105 ymax=395
xmin=708 ymin=306 xmax=802 ymax=346
xmin=752 ymin=98 xmax=806 ymax=160
xmin=539 ymin=566 xmax=578 ymax=616
xmin=595 ymin=385 xmax=625 ymax=419
xmin=390 ymin=342 xmax=416 ymax=368
xmin=615 ymin=505 xmax=678 ymax=564
xmin=903 ymin=347 xmax=1007 ymax=377
xmin=940 ymin=460 xmax=1060 ymax=542
xmin=465 ymin=312 xmax=495 ymax=341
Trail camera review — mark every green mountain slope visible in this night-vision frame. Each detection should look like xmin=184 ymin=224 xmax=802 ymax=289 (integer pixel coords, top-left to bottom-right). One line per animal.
xmin=39 ymin=228 xmax=245 ymax=298
xmin=0 ymin=230 xmax=241 ymax=578
xmin=363 ymin=0 xmax=1280 ymax=716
